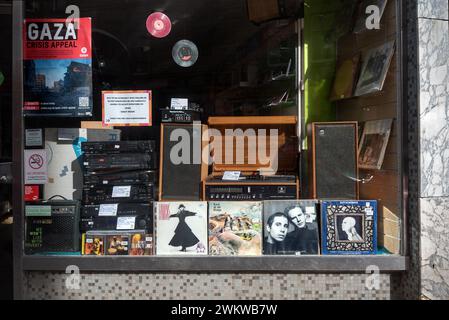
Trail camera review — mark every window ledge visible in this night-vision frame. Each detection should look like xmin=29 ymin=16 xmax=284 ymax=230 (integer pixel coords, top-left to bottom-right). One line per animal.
xmin=22 ymin=255 xmax=408 ymax=273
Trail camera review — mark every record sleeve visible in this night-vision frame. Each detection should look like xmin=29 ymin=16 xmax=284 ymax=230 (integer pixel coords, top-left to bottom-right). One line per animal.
xmin=330 ymin=54 xmax=360 ymax=101
xmin=358 ymin=119 xmax=393 ymax=170
xmin=155 ymin=202 xmax=208 ymax=255
xmin=321 ymin=200 xmax=377 ymax=255
xmin=209 ymin=202 xmax=262 ymax=256
xmin=263 ymin=200 xmax=319 ymax=255
xmin=354 ymin=40 xmax=395 ymax=97
xmin=23 ymin=18 xmax=93 ymax=117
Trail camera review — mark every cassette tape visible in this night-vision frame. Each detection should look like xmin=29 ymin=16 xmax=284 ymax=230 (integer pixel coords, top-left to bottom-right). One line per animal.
xmin=83 ymin=170 xmax=157 ymax=186
xmin=81 ymin=140 xmax=156 ymax=155
xmin=83 ymin=184 xmax=154 ymax=204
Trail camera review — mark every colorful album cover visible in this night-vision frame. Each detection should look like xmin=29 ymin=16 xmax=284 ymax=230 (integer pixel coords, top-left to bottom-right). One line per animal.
xmin=263 ymin=200 xmax=319 ymax=255
xmin=129 ymin=232 xmax=154 ymax=256
xmin=23 ymin=18 xmax=93 ymax=117
xmin=155 ymin=202 xmax=208 ymax=255
xmin=105 ymin=234 xmax=129 ymax=256
xmin=321 ymin=201 xmax=377 ymax=255
xmin=209 ymin=202 xmax=262 ymax=256
xmin=83 ymin=233 xmax=104 ymax=256
xmin=358 ymin=119 xmax=393 ymax=170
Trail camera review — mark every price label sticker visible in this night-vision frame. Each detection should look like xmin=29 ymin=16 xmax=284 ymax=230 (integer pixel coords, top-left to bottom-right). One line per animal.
xmin=116 ymin=216 xmax=136 ymax=230
xmin=222 ymin=171 xmax=241 ymax=181
xmin=305 ymin=206 xmax=315 ymax=214
xmin=99 ymin=204 xmax=118 ymax=216
xmin=112 ymin=186 xmax=131 ymax=198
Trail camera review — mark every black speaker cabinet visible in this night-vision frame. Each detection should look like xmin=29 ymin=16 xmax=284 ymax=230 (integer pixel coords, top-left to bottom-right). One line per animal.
xmin=310 ymin=122 xmax=359 ymax=200
xmin=159 ymin=124 xmax=208 ymax=201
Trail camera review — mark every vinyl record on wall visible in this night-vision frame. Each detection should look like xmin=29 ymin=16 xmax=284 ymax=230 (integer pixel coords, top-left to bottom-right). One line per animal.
xmin=146 ymin=12 xmax=172 ymax=38
xmin=172 ymin=40 xmax=199 ymax=67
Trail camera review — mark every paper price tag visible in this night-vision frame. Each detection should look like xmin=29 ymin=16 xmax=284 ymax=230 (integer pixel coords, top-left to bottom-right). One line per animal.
xmin=99 ymin=204 xmax=118 ymax=216
xmin=116 ymin=216 xmax=136 ymax=230
xmin=170 ymin=98 xmax=189 ymax=110
xmin=222 ymin=171 xmax=241 ymax=181
xmin=112 ymin=186 xmax=131 ymax=198
xmin=305 ymin=206 xmax=315 ymax=214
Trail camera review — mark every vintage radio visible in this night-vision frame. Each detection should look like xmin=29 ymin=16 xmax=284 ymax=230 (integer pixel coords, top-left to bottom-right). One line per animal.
xmin=83 ymin=184 xmax=154 ymax=204
xmin=204 ymin=174 xmax=299 ymax=201
xmin=161 ymin=109 xmax=201 ymax=123
xmin=25 ymin=200 xmax=80 ymax=254
xmin=83 ymin=153 xmax=157 ymax=172
xmin=203 ymin=116 xmax=300 ymax=200
xmin=83 ymin=170 xmax=156 ymax=186
xmin=81 ymin=140 xmax=156 ymax=155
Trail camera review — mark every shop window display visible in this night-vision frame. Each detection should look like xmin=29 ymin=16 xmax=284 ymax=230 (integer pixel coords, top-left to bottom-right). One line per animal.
xmin=18 ymin=0 xmax=404 ymax=266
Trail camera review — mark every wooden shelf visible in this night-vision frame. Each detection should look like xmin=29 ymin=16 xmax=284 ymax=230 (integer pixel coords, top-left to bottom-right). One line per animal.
xmin=208 ymin=116 xmax=297 ymax=126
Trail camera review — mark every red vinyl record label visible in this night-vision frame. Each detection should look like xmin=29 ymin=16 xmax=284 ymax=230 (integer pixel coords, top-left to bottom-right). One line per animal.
xmin=146 ymin=12 xmax=172 ymax=38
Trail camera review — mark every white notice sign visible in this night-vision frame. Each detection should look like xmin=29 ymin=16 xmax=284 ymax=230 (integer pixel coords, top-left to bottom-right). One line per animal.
xmin=112 ymin=186 xmax=131 ymax=198
xmin=103 ymin=90 xmax=152 ymax=126
xmin=24 ymin=149 xmax=47 ymax=184
xmin=117 ymin=216 xmax=136 ymax=230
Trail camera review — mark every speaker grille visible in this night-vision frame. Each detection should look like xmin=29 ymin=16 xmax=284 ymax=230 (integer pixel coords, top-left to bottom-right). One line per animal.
xmin=314 ymin=123 xmax=358 ymax=199
xmin=161 ymin=125 xmax=203 ymax=200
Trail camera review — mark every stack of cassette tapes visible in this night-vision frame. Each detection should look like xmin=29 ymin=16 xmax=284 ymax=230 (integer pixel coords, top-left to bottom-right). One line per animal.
xmin=80 ymin=141 xmax=157 ymax=256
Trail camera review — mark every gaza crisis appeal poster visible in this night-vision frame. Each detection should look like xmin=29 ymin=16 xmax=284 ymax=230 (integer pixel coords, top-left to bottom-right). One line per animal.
xmin=23 ymin=18 xmax=93 ymax=117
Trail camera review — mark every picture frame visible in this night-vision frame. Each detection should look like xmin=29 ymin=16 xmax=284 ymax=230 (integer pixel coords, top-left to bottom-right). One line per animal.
xmin=354 ymin=40 xmax=395 ymax=97
xmin=358 ymin=119 xmax=393 ymax=170
xmin=321 ymin=200 xmax=377 ymax=255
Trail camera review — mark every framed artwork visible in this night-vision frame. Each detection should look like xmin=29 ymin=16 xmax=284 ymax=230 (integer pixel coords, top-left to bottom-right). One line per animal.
xmin=209 ymin=202 xmax=262 ymax=256
xmin=330 ymin=54 xmax=361 ymax=101
xmin=358 ymin=119 xmax=393 ymax=170
xmin=263 ymin=200 xmax=319 ymax=255
xmin=321 ymin=200 xmax=377 ymax=255
xmin=353 ymin=0 xmax=388 ymax=34
xmin=155 ymin=202 xmax=208 ymax=255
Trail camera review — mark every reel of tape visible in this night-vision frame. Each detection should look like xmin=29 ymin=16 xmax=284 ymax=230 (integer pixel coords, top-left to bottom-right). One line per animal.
xmin=172 ymin=40 xmax=199 ymax=67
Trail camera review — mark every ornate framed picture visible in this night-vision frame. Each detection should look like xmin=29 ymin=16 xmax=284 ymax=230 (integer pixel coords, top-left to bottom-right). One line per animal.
xmin=354 ymin=40 xmax=395 ymax=97
xmin=321 ymin=200 xmax=377 ymax=255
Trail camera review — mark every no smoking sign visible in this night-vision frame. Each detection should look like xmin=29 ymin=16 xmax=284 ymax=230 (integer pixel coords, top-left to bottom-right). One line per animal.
xmin=24 ymin=149 xmax=47 ymax=184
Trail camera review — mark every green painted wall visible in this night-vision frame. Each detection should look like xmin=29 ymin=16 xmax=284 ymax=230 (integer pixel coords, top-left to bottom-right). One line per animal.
xmin=303 ymin=0 xmax=345 ymax=129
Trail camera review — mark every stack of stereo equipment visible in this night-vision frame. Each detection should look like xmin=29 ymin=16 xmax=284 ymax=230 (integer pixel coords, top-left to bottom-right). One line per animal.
xmin=80 ymin=141 xmax=157 ymax=255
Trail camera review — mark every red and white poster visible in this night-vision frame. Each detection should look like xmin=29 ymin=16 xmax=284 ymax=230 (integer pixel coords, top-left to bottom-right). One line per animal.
xmin=23 ymin=18 xmax=93 ymax=117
